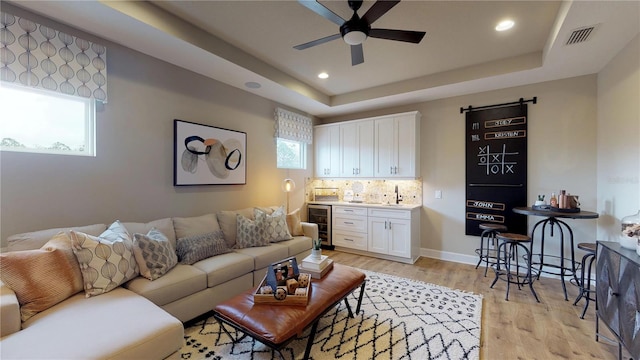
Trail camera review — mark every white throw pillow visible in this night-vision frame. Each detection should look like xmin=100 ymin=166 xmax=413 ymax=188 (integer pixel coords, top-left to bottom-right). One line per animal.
xmin=70 ymin=222 xmax=139 ymax=297
xmin=255 ymin=206 xmax=292 ymax=243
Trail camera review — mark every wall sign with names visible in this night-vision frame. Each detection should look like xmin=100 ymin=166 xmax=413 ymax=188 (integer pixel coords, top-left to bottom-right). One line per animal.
xmin=465 ymin=104 xmax=528 ymax=236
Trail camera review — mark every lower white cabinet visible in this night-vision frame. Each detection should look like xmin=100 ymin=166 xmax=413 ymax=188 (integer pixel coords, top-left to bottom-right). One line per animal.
xmin=332 ymin=206 xmax=368 ymax=251
xmin=331 ymin=205 xmax=420 ymax=264
xmin=368 ymin=208 xmax=413 ymax=258
xmin=368 ymin=217 xmax=411 ymax=258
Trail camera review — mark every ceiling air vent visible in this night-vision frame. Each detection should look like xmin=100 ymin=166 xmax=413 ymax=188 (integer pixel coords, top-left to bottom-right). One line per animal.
xmin=565 ymin=24 xmax=599 ymax=45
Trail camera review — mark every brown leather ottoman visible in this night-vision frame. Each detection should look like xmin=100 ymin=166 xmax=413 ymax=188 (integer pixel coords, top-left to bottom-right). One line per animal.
xmin=213 ymin=263 xmax=366 ymax=359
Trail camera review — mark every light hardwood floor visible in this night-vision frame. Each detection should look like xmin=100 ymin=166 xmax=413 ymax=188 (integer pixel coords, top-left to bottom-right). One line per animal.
xmin=324 ymin=250 xmax=630 ymax=360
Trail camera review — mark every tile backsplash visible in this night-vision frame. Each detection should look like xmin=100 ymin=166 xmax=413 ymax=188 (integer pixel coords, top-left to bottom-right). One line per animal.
xmin=305 ymin=178 xmax=422 ymax=205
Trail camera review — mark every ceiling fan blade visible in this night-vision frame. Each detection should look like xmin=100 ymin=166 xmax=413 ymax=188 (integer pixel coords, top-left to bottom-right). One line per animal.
xmin=294 ymin=33 xmax=342 ymax=50
xmin=369 ymin=28 xmax=426 ymax=43
xmin=298 ymin=0 xmax=345 ymax=26
xmin=362 ymin=0 xmax=400 ymax=25
xmin=351 ymin=44 xmax=364 ymax=66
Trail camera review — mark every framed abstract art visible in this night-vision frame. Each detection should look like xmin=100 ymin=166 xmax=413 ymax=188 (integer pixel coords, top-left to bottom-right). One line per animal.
xmin=174 ymin=119 xmax=246 ymax=185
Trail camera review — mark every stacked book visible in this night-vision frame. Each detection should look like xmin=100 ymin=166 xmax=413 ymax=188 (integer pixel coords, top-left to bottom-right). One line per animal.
xmin=300 ymin=254 xmax=334 ymax=279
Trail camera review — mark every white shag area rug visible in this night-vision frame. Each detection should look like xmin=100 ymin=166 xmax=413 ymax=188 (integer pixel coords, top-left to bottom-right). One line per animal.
xmin=181 ymin=269 xmax=482 ymax=360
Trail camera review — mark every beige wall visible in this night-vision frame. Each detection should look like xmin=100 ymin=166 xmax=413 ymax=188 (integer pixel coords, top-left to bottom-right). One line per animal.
xmin=596 ymin=34 xmax=640 ymax=241
xmin=324 ymin=75 xmax=599 ymax=262
xmin=0 ymin=5 xmax=312 ymax=245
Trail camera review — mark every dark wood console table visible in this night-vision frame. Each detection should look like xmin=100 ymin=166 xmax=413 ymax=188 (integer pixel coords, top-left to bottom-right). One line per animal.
xmin=596 ymin=241 xmax=639 ymax=359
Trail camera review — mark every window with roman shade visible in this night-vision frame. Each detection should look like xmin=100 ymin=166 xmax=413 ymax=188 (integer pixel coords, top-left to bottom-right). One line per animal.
xmin=274 ymin=108 xmax=313 ymax=144
xmin=274 ymin=108 xmax=312 ymax=169
xmin=0 ymin=10 xmax=108 ymax=102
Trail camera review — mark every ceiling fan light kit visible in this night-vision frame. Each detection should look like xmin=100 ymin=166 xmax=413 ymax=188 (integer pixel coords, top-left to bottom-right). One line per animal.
xmin=295 ymin=0 xmax=426 ymax=65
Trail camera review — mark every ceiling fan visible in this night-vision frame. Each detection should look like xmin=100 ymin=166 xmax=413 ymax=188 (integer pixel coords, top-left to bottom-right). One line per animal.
xmin=294 ymin=0 xmax=426 ymax=66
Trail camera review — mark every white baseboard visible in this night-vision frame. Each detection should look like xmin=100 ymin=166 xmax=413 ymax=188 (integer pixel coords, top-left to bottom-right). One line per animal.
xmin=419 ymin=247 xmax=596 ymax=285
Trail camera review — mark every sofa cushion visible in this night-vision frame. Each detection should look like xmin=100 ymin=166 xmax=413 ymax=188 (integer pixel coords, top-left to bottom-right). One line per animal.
xmin=0 ymin=232 xmax=83 ymax=321
xmin=176 ymin=230 xmax=231 ymax=265
xmin=234 ymin=243 xmax=289 ymax=271
xmin=236 ymin=214 xmax=268 ymax=248
xmin=172 ymin=213 xmax=221 ymax=240
xmin=6 ymin=224 xmax=107 ymax=251
xmin=70 ymin=228 xmax=139 ymax=298
xmin=192 ymin=252 xmax=255 ymax=288
xmin=124 ymin=264 xmax=207 ymax=306
xmin=275 ymin=236 xmax=313 ymax=257
xmin=255 ymin=206 xmax=292 ymax=243
xmin=216 ymin=207 xmax=255 ymax=248
xmin=286 ymin=208 xmax=305 ymax=236
xmin=133 ymin=229 xmax=178 ymax=281
xmin=122 ymin=218 xmax=176 ymax=250
xmin=0 ymin=288 xmax=184 ymax=360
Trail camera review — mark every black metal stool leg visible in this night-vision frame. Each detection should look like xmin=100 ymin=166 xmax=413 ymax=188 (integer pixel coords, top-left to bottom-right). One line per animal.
xmin=580 ymin=254 xmax=596 ymax=319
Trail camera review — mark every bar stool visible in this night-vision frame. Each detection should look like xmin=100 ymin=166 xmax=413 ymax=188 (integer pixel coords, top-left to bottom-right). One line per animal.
xmin=490 ymin=232 xmax=540 ymax=302
xmin=573 ymin=242 xmax=596 ymax=319
xmin=475 ymin=223 xmax=508 ymax=276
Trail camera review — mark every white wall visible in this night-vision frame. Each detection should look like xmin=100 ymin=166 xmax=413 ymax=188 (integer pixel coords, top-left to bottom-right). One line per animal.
xmin=324 ymin=75 xmax=599 ymax=261
xmin=0 ymin=4 xmax=313 ymax=245
xmin=596 ymin=34 xmax=640 ymax=241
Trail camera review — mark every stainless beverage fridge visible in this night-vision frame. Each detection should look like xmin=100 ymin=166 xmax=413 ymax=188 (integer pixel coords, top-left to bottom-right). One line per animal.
xmin=307 ymin=204 xmax=333 ymax=249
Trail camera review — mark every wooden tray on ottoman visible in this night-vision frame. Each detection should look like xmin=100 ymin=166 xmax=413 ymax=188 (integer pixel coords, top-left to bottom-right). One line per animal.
xmin=253 ymin=256 xmax=311 ymax=306
xmin=253 ymin=273 xmax=311 ymax=306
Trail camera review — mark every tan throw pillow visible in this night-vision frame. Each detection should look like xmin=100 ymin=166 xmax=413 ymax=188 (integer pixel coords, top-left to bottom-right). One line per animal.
xmin=133 ymin=228 xmax=178 ymax=280
xmin=286 ymin=208 xmax=305 ymax=236
xmin=217 ymin=207 xmax=255 ymax=248
xmin=70 ymin=225 xmax=139 ymax=297
xmin=0 ymin=232 xmax=83 ymax=321
xmin=172 ymin=214 xmax=221 ymax=240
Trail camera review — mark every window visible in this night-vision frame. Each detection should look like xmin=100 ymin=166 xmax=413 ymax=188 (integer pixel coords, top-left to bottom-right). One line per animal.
xmin=277 ymin=138 xmax=306 ymax=169
xmin=0 ymin=84 xmax=95 ymax=156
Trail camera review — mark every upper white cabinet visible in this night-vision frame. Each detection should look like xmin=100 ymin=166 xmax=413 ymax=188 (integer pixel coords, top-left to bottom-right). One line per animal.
xmin=314 ymin=111 xmax=420 ymax=179
xmin=374 ymin=113 xmax=421 ymax=178
xmin=314 ymin=125 xmax=340 ymax=177
xmin=339 ymin=121 xmax=374 ymax=177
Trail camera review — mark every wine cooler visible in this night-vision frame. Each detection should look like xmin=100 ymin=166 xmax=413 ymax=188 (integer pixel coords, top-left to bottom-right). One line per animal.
xmin=307 ymin=204 xmax=333 ymax=249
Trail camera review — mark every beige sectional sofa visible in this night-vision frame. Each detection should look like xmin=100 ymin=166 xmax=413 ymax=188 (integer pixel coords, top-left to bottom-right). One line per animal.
xmin=0 ymin=207 xmax=316 ymax=359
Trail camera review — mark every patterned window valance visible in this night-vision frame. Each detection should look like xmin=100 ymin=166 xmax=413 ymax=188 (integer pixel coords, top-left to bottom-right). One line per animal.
xmin=0 ymin=11 xmax=108 ymax=102
xmin=274 ymin=108 xmax=313 ymax=144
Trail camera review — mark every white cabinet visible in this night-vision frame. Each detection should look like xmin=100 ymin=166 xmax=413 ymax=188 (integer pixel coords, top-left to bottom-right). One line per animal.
xmin=314 ymin=125 xmax=340 ymax=177
xmin=339 ymin=121 xmax=374 ymax=177
xmin=329 ymin=204 xmax=420 ymax=264
xmin=332 ymin=206 xmax=368 ymax=251
xmin=373 ymin=112 xmax=421 ymax=178
xmin=314 ymin=111 xmax=420 ymax=179
xmin=367 ymin=208 xmax=413 ymax=258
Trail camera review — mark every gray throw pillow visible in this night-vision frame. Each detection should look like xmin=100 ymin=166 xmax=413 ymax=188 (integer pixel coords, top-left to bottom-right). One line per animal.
xmin=236 ymin=215 xmax=266 ymax=249
xmin=176 ymin=230 xmax=231 ymax=265
xmin=133 ymin=228 xmax=178 ymax=281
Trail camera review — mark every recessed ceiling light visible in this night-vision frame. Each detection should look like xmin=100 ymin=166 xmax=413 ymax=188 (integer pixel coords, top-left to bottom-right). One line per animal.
xmin=318 ymin=72 xmax=329 ymax=79
xmin=496 ymin=20 xmax=515 ymax=32
xmin=244 ymin=81 xmax=261 ymax=89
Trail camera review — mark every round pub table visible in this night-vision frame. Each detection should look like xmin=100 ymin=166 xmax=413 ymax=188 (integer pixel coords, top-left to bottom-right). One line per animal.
xmin=513 ymin=206 xmax=599 ymax=301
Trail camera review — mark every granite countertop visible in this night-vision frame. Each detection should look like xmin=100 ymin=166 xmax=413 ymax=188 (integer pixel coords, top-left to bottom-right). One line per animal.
xmin=307 ymin=201 xmax=421 ymax=210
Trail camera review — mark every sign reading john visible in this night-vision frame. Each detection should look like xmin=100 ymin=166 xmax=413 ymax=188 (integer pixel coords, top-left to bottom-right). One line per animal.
xmin=465 ymin=104 xmax=528 ymax=236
